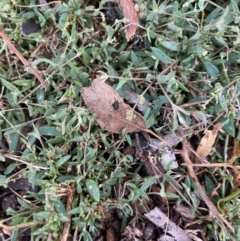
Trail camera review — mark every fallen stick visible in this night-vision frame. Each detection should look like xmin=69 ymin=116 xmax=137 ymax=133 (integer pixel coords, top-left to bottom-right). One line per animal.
xmin=0 ymin=28 xmax=47 ymax=88
xmin=145 ymin=207 xmax=192 ymax=241
xmin=61 ymin=184 xmax=75 ymax=241
xmin=178 ymin=127 xmax=234 ymax=235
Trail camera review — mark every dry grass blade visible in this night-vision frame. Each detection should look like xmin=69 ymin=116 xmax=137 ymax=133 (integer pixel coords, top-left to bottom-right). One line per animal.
xmin=118 ymin=0 xmax=138 ymax=41
xmin=228 ymin=139 xmax=240 ymax=164
xmin=0 ymin=28 xmax=47 ymax=88
xmin=61 ymin=184 xmax=75 ymax=241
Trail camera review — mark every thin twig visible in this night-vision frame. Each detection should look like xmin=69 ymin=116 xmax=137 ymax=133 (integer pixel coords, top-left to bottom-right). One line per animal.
xmin=61 ymin=184 xmax=75 ymax=241
xmin=178 ymin=127 xmax=234 ymax=235
xmin=0 ymin=28 xmax=47 ymax=88
xmin=2 ymin=153 xmax=49 ymax=170
xmin=0 ymin=221 xmax=44 ymax=231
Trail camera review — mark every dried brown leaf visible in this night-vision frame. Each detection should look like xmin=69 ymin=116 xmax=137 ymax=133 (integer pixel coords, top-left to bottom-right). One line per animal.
xmin=81 ymin=76 xmax=146 ymax=134
xmin=195 ymin=123 xmax=223 ymax=158
xmin=228 ymin=139 xmax=240 ymax=164
xmin=118 ymin=0 xmax=138 ymax=41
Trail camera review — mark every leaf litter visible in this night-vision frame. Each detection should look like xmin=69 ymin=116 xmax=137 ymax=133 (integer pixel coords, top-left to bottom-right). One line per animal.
xmin=81 ymin=76 xmax=169 ymax=145
xmin=118 ymin=0 xmax=139 ymax=41
xmin=81 ymin=75 xmax=146 ymax=134
xmin=195 ymin=123 xmax=223 ymax=161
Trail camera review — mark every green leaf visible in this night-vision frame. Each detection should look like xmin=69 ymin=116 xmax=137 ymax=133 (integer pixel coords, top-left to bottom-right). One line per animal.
xmin=57 ymin=175 xmax=76 ymax=182
xmin=13 ymin=79 xmax=34 ymax=88
xmin=0 ymin=78 xmax=20 ymax=92
xmin=33 ymin=211 xmax=51 ymax=220
xmin=160 ymin=41 xmax=180 ymax=52
xmin=0 ymin=154 xmax=5 ymax=162
xmin=37 ymin=126 xmax=61 ymax=136
xmin=141 ymin=177 xmax=157 ymax=191
xmin=195 ymin=111 xmax=207 ymax=125
xmin=17 ymin=198 xmax=30 ymax=208
xmin=68 ymin=207 xmax=80 ymax=215
xmin=223 ymin=118 xmax=235 ymax=137
xmin=72 ymin=136 xmax=84 ymax=142
xmin=165 ymin=192 xmax=179 ymax=199
xmin=204 ymin=8 xmax=220 ymax=24
xmin=4 ymin=92 xmax=19 ymax=106
xmin=11 ymin=230 xmax=18 ymax=241
xmin=176 ymin=80 xmax=189 ymax=92
xmin=219 ymin=95 xmax=228 ymax=112
xmin=4 ymin=163 xmax=17 ymax=175
xmin=8 ymin=131 xmax=21 ymax=151
xmin=131 ymin=51 xmax=139 ymax=67
xmin=203 ymin=61 xmax=220 ymax=77
xmin=85 ymin=179 xmax=100 ymax=202
xmin=36 ymin=88 xmax=45 ymax=104
xmin=56 ymin=155 xmax=71 ymax=168
xmin=0 ymin=174 xmax=7 ymax=187
xmin=54 ymin=199 xmax=67 ymax=215
xmin=150 ymin=47 xmax=173 ymax=63
xmin=189 ymin=31 xmax=201 ymax=41
xmin=204 ymin=175 xmax=216 ymax=195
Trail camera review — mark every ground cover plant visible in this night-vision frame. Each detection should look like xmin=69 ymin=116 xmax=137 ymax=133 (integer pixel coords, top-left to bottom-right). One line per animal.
xmin=0 ymin=0 xmax=240 ymax=240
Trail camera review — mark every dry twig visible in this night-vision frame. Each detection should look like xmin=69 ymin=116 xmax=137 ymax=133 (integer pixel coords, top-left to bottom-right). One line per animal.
xmin=178 ymin=127 xmax=234 ymax=235
xmin=61 ymin=184 xmax=75 ymax=241
xmin=0 ymin=28 xmax=47 ymax=88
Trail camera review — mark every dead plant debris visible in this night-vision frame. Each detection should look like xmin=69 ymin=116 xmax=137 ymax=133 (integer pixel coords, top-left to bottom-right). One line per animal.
xmin=118 ymin=0 xmax=139 ymax=41
xmin=81 ymin=75 xmax=146 ymax=134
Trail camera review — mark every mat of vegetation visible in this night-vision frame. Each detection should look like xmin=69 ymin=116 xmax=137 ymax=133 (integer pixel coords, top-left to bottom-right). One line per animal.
xmin=0 ymin=0 xmax=240 ymax=240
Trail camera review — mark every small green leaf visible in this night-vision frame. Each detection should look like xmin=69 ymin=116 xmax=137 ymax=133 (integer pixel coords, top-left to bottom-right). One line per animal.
xmin=141 ymin=177 xmax=157 ymax=191
xmin=56 ymin=155 xmax=71 ymax=168
xmin=36 ymin=88 xmax=45 ymax=104
xmin=11 ymin=230 xmax=18 ymax=241
xmin=223 ymin=118 xmax=235 ymax=137
xmin=195 ymin=111 xmax=207 ymax=125
xmin=33 ymin=211 xmax=51 ymax=220
xmin=204 ymin=175 xmax=216 ymax=195
xmin=5 ymin=93 xmax=19 ymax=106
xmin=1 ymin=78 xmax=20 ymax=92
xmin=189 ymin=31 xmax=201 ymax=41
xmin=54 ymin=199 xmax=67 ymax=215
xmin=177 ymin=112 xmax=189 ymax=127
xmin=219 ymin=96 xmax=228 ymax=112
xmin=72 ymin=136 xmax=84 ymax=142
xmin=68 ymin=207 xmax=81 ymax=215
xmin=13 ymin=79 xmax=34 ymax=88
xmin=57 ymin=175 xmax=76 ymax=182
xmin=160 ymin=41 xmax=180 ymax=52
xmin=0 ymin=174 xmax=7 ymax=187
xmin=203 ymin=61 xmax=220 ymax=77
xmin=8 ymin=131 xmax=21 ymax=151
xmin=150 ymin=47 xmax=172 ymax=64
xmin=49 ymin=107 xmax=67 ymax=120
xmin=17 ymin=198 xmax=30 ymax=208
xmin=165 ymin=192 xmax=179 ymax=199
xmin=85 ymin=179 xmax=100 ymax=202
xmin=176 ymin=80 xmax=189 ymax=92
xmin=131 ymin=51 xmax=139 ymax=67
xmin=0 ymin=154 xmax=5 ymax=162
xmin=4 ymin=163 xmax=17 ymax=175
xmin=37 ymin=126 xmax=61 ymax=136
